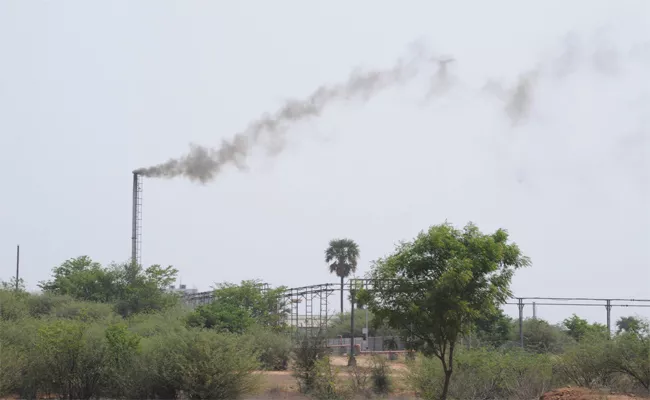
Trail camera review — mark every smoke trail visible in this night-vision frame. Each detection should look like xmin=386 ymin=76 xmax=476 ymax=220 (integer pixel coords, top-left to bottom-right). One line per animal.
xmin=136 ymin=33 xmax=647 ymax=184
xmin=135 ymin=44 xmax=441 ymax=183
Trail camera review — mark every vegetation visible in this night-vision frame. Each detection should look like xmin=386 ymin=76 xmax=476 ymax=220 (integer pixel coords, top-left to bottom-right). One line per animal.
xmin=358 ymin=222 xmax=531 ymax=399
xmin=2 ymin=222 xmax=649 ymax=400
xmin=325 ymin=238 xmax=360 ymax=314
xmin=0 ymin=257 xmax=289 ymax=400
xmin=186 ymin=279 xmax=288 ymax=334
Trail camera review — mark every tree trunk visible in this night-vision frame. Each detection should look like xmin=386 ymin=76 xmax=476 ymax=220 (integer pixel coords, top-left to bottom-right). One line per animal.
xmin=441 ymin=369 xmax=453 ymax=400
xmin=440 ymin=342 xmax=455 ymax=400
xmin=340 ymin=275 xmax=344 ymax=314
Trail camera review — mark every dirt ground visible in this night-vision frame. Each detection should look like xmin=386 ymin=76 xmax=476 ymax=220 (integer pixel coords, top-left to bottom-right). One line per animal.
xmin=540 ymin=387 xmax=642 ymax=400
xmin=2 ymin=357 xmax=644 ymax=400
xmin=248 ymin=356 xmax=645 ymax=400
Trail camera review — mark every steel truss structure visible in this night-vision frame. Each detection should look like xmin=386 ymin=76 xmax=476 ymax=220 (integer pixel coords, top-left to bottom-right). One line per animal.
xmin=181 ymin=282 xmax=337 ymax=337
xmin=181 ymin=278 xmax=650 ymax=365
xmin=284 ymin=283 xmax=337 ymax=338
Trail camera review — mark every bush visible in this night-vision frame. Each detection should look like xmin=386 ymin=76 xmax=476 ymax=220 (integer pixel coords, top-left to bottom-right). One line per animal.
xmin=176 ymin=330 xmax=261 ymax=399
xmin=245 ymin=327 xmax=292 ymax=370
xmin=34 ymin=319 xmax=107 ymax=400
xmin=408 ymin=347 xmax=553 ymax=400
xmin=128 ymin=328 xmax=260 ymax=400
xmin=26 ymin=293 xmax=73 ymax=317
xmin=292 ymin=332 xmax=330 ymax=393
xmin=555 ymin=332 xmax=613 ymax=388
xmin=610 ymin=332 xmax=650 ymax=392
xmin=516 ymin=318 xmax=574 ymax=354
xmin=0 ymin=290 xmax=29 ymax=321
xmin=346 ymin=364 xmax=370 ymax=396
xmin=370 ymin=355 xmax=392 ymax=395
xmin=310 ymin=357 xmax=342 ymax=400
xmin=52 ymin=300 xmax=116 ymax=321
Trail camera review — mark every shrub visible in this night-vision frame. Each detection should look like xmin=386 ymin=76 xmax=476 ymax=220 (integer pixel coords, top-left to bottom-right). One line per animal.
xmin=370 ymin=355 xmax=392 ymax=395
xmin=408 ymin=347 xmax=553 ymax=400
xmin=610 ymin=331 xmax=650 ymax=392
xmin=26 ymin=293 xmax=73 ymax=317
xmin=101 ymin=322 xmax=142 ymax=399
xmin=555 ymin=332 xmax=613 ymax=388
xmin=128 ymin=328 xmax=260 ymax=400
xmin=516 ymin=318 xmax=574 ymax=354
xmin=245 ymin=327 xmax=292 ymax=370
xmin=0 ymin=290 xmax=29 ymax=321
xmin=292 ymin=332 xmax=330 ymax=393
xmin=35 ymin=319 xmax=107 ymax=400
xmin=346 ymin=364 xmax=370 ymax=396
xmin=52 ymin=300 xmax=116 ymax=321
xmin=310 ymin=356 xmax=341 ymax=400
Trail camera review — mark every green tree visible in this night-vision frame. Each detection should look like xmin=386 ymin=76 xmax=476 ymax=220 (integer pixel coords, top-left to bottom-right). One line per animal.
xmin=0 ymin=277 xmax=26 ymax=292
xmin=39 ymin=256 xmax=179 ymax=317
xmin=39 ymin=256 xmax=118 ymax=302
xmin=562 ymin=314 xmax=608 ymax=342
xmin=516 ymin=318 xmax=574 ymax=354
xmin=473 ymin=308 xmax=513 ymax=347
xmin=35 ymin=319 xmax=106 ymax=400
xmin=616 ymin=316 xmax=649 ymax=336
xmin=610 ymin=331 xmax=650 ymax=390
xmin=359 ymin=222 xmax=530 ymax=400
xmin=325 ymin=238 xmax=360 ymax=314
xmin=326 ymin=310 xmax=400 ymax=338
xmin=186 ymin=280 xmax=288 ymax=333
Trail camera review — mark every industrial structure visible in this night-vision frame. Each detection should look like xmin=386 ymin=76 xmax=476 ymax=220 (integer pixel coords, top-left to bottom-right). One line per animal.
xmin=130 ymin=171 xmax=650 ymax=356
xmin=131 ymin=172 xmax=143 ymax=267
xmin=182 ymin=282 xmax=337 ymax=337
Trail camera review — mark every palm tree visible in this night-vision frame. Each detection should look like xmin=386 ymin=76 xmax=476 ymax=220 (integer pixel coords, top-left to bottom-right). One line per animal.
xmin=325 ymin=238 xmax=360 ymax=314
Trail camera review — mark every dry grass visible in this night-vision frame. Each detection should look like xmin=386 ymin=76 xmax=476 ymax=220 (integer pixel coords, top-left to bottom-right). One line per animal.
xmin=248 ymin=355 xmax=415 ymax=399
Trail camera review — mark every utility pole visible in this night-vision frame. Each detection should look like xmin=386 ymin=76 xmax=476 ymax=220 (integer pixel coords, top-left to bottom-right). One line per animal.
xmin=533 ymin=302 xmax=537 ymax=319
xmin=365 ymin=307 xmax=369 ymax=350
xmin=518 ymin=298 xmax=525 ymax=348
xmin=15 ymin=245 xmax=20 ymax=291
xmin=606 ymin=300 xmax=612 ymax=339
xmin=348 ymin=288 xmax=357 ymax=367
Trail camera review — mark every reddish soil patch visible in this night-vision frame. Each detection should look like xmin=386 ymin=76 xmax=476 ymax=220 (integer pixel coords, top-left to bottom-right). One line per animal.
xmin=540 ymin=387 xmax=641 ymax=400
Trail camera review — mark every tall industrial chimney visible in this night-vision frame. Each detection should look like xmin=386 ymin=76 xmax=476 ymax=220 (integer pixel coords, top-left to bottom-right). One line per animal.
xmin=131 ymin=172 xmax=143 ymax=267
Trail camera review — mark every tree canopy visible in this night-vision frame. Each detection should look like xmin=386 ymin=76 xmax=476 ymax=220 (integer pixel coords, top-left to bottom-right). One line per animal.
xmin=562 ymin=314 xmax=608 ymax=342
xmin=616 ymin=316 xmax=649 ymax=336
xmin=358 ymin=221 xmax=530 ymax=399
xmin=325 ymin=238 xmax=360 ymax=314
xmin=38 ymin=256 xmax=179 ymax=317
xmin=186 ymin=280 xmax=288 ymax=333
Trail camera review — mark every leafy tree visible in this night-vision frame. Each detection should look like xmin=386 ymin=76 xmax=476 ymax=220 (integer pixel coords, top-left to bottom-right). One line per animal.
xmin=186 ymin=280 xmax=288 ymax=333
xmin=562 ymin=314 xmax=608 ymax=342
xmin=0 ymin=277 xmax=26 ymax=292
xmin=39 ymin=256 xmax=179 ymax=317
xmin=325 ymin=238 xmax=360 ymax=314
xmin=473 ymin=308 xmax=513 ymax=347
xmin=35 ymin=319 xmax=106 ymax=400
xmin=610 ymin=331 xmax=650 ymax=390
xmin=326 ymin=310 xmax=400 ymax=339
xmin=516 ymin=318 xmax=573 ymax=354
xmin=358 ymin=222 xmax=530 ymax=400
xmin=616 ymin=316 xmax=649 ymax=336
xmin=39 ymin=256 xmax=117 ymax=302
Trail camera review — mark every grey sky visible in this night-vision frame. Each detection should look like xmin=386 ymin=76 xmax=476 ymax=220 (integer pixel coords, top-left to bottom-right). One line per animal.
xmin=1 ymin=1 xmax=648 ymax=325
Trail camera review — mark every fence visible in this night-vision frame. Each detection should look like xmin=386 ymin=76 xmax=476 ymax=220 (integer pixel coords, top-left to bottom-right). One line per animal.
xmin=327 ymin=336 xmax=406 ymax=354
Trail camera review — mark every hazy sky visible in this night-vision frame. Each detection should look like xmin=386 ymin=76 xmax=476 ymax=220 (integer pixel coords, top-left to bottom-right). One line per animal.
xmin=1 ymin=1 xmax=648 ymax=324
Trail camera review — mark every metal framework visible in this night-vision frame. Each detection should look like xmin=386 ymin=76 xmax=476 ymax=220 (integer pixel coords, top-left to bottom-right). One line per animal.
xmin=131 ymin=172 xmax=143 ymax=267
xmin=507 ymin=296 xmax=650 ymax=347
xmin=178 ymin=277 xmax=650 ymax=367
xmin=181 ymin=282 xmax=337 ymax=338
xmin=284 ymin=284 xmax=337 ymax=338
